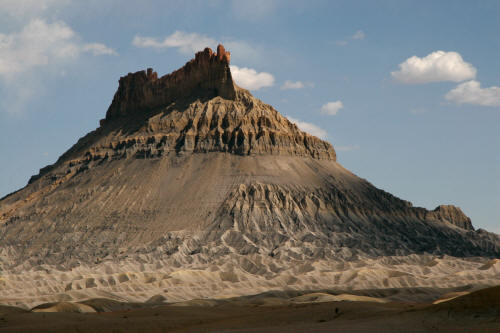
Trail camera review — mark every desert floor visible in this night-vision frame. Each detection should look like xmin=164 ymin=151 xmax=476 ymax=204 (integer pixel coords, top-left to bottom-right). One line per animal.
xmin=0 ymin=286 xmax=499 ymax=333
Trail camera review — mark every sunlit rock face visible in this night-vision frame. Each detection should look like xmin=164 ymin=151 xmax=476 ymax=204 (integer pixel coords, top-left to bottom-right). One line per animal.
xmin=0 ymin=45 xmax=498 ymax=309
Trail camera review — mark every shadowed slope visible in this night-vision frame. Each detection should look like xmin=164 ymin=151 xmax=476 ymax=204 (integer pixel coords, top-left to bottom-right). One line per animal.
xmin=0 ymin=45 xmax=498 ymax=309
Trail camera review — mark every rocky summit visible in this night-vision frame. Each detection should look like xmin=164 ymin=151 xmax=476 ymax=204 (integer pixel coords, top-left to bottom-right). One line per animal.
xmin=0 ymin=45 xmax=499 ymax=309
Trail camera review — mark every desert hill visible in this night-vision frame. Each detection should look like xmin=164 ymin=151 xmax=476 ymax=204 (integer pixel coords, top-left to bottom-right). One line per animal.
xmin=0 ymin=45 xmax=498 ymax=308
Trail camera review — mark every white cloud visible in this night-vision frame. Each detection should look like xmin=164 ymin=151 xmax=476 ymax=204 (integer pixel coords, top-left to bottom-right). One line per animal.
xmin=335 ymin=30 xmax=365 ymax=46
xmin=0 ymin=19 xmax=77 ymax=77
xmin=0 ymin=19 xmax=115 ymax=113
xmin=281 ymin=80 xmax=314 ymax=90
xmin=0 ymin=0 xmax=69 ymax=19
xmin=281 ymin=80 xmax=304 ymax=90
xmin=287 ymin=116 xmax=328 ymax=139
xmin=445 ymin=80 xmax=500 ymax=107
xmin=352 ymin=30 xmax=365 ymax=40
xmin=230 ymin=65 xmax=274 ymax=90
xmin=336 ymin=145 xmax=360 ymax=152
xmin=132 ymin=31 xmax=260 ymax=65
xmin=321 ymin=101 xmax=343 ymax=115
xmin=391 ymin=51 xmax=476 ymax=84
xmin=0 ymin=19 xmax=114 ymax=78
xmin=133 ymin=31 xmax=216 ymax=54
xmin=82 ymin=43 xmax=117 ymax=56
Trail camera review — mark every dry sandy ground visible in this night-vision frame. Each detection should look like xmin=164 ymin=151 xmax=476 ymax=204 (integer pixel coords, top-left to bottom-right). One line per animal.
xmin=0 ymin=286 xmax=498 ymax=332
xmin=2 ymin=255 xmax=499 ymax=309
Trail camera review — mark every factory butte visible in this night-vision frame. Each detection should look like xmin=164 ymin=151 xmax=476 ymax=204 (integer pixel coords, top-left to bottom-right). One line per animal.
xmin=0 ymin=45 xmax=498 ymax=308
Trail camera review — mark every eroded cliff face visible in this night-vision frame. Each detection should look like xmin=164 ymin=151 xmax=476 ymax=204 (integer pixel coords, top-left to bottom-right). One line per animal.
xmin=105 ymin=44 xmax=236 ymax=120
xmin=23 ymin=45 xmax=335 ymax=187
xmin=0 ymin=44 xmax=498 ymax=308
xmin=80 ymin=92 xmax=335 ymax=162
xmin=426 ymin=205 xmax=474 ymax=231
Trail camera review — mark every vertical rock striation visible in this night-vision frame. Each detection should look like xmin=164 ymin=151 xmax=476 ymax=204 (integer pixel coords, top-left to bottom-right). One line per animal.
xmin=0 ymin=44 xmax=498 ymax=308
xmin=426 ymin=205 xmax=474 ymax=231
xmin=105 ymin=44 xmax=236 ymax=120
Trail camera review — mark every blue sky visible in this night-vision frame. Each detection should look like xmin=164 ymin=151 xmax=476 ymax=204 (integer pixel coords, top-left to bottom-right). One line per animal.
xmin=0 ymin=0 xmax=499 ymax=232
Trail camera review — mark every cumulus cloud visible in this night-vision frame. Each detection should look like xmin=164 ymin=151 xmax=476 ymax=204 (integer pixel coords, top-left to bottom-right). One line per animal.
xmin=230 ymin=65 xmax=274 ymax=90
xmin=391 ymin=51 xmax=476 ymax=84
xmin=281 ymin=80 xmax=305 ymax=90
xmin=133 ymin=31 xmax=260 ymax=65
xmin=0 ymin=19 xmax=115 ymax=113
xmin=335 ymin=30 xmax=365 ymax=46
xmin=0 ymin=0 xmax=69 ymax=20
xmin=123 ymin=31 xmax=274 ymax=91
xmin=281 ymin=80 xmax=314 ymax=90
xmin=0 ymin=19 xmax=115 ymax=78
xmin=321 ymin=101 xmax=343 ymax=115
xmin=0 ymin=19 xmax=77 ymax=77
xmin=445 ymin=80 xmax=500 ymax=107
xmin=352 ymin=30 xmax=365 ymax=40
xmin=82 ymin=43 xmax=117 ymax=56
xmin=133 ymin=31 xmax=216 ymax=54
xmin=286 ymin=116 xmax=328 ymax=139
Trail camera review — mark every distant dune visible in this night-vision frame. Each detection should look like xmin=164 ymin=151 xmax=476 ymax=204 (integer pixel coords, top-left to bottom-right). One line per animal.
xmin=0 ymin=45 xmax=498 ymax=328
xmin=0 ymin=286 xmax=497 ymax=332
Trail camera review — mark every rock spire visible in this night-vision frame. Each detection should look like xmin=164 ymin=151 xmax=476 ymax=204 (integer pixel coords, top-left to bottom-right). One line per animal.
xmin=105 ymin=44 xmax=236 ymax=120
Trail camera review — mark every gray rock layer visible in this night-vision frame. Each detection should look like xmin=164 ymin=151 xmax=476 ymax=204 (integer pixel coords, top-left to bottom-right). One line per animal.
xmin=1 ymin=153 xmax=498 ymax=269
xmin=0 ymin=45 xmax=498 ymax=270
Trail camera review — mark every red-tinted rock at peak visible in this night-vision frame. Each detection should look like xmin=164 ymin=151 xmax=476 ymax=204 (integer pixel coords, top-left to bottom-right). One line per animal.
xmin=105 ymin=44 xmax=236 ymax=120
xmin=0 ymin=44 xmax=499 ymax=310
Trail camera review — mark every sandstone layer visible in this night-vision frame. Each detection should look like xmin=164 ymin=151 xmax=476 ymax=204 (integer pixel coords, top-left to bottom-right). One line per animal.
xmin=0 ymin=45 xmax=498 ymax=308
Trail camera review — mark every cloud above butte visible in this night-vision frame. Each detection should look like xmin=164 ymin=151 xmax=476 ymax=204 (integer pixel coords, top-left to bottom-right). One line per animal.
xmin=391 ymin=51 xmax=476 ymax=84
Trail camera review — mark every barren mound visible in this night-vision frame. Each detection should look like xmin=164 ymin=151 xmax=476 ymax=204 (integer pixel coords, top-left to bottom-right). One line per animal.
xmin=291 ymin=292 xmax=388 ymax=303
xmin=0 ymin=45 xmax=498 ymax=309
xmin=32 ymin=302 xmax=96 ymax=313
xmin=432 ymin=285 xmax=500 ymax=310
